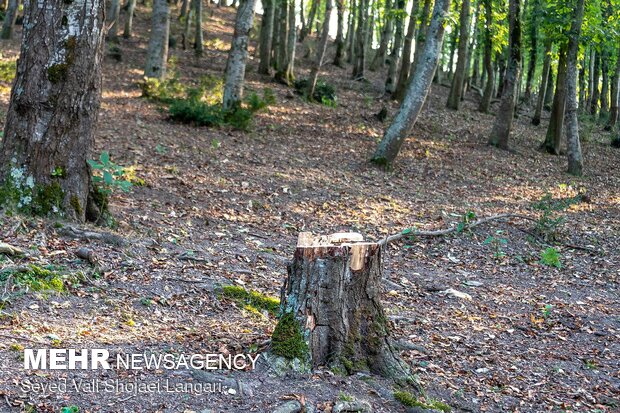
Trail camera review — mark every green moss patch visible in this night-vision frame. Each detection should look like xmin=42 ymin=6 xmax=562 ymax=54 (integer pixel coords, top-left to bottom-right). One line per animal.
xmin=271 ymin=312 xmax=309 ymax=360
xmin=221 ymin=285 xmax=279 ymax=316
xmin=394 ymin=391 xmax=451 ymax=412
xmin=0 ymin=265 xmax=67 ymax=293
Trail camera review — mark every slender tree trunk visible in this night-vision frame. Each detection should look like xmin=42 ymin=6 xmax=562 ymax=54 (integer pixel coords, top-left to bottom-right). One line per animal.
xmin=447 ymin=0 xmax=471 ymax=110
xmin=180 ymin=0 xmax=189 ymax=17
xmin=544 ymin=67 xmax=554 ymax=110
xmin=532 ymin=39 xmax=551 ymax=125
xmin=411 ymin=0 xmax=432 ymax=69
xmin=478 ymin=0 xmax=493 ymax=112
xmin=578 ymin=61 xmax=585 ymax=111
xmin=182 ymin=1 xmax=194 ymax=49
xmin=352 ymin=0 xmax=368 ymax=79
xmin=590 ymin=51 xmax=600 ymax=116
xmin=487 ymin=0 xmax=521 ymax=149
xmin=447 ymin=27 xmax=458 ymax=79
xmin=600 ymin=49 xmax=609 ymax=114
xmin=347 ymin=0 xmax=357 ymax=63
xmin=334 ymin=0 xmax=346 ymax=66
xmin=194 ymin=0 xmax=204 ymax=56
xmin=272 ymin=0 xmax=283 ymax=67
xmin=0 ymin=0 xmax=18 ymax=39
xmin=586 ymin=47 xmax=594 ymax=109
xmin=145 ymin=0 xmax=171 ymax=79
xmin=275 ymin=0 xmax=289 ymax=75
xmin=258 ymin=0 xmax=275 ymax=74
xmin=523 ymin=0 xmax=538 ymax=104
xmin=307 ymin=0 xmax=333 ymax=98
xmin=496 ymin=52 xmax=506 ymax=98
xmin=284 ymin=0 xmax=297 ymax=82
xmin=223 ymin=0 xmax=256 ymax=110
xmin=394 ymin=0 xmax=419 ymax=101
xmin=606 ymin=48 xmax=620 ymax=130
xmin=370 ymin=0 xmax=393 ymax=70
xmin=543 ymin=46 xmax=567 ymax=155
xmin=0 ymin=0 xmax=105 ymax=221
xmin=565 ymin=0 xmax=585 ymax=176
xmin=371 ymin=0 xmax=452 ymax=165
xmin=124 ymin=0 xmax=138 ymax=38
xmin=385 ymin=0 xmax=405 ymax=93
xmin=107 ymin=0 xmax=121 ymax=42
xmin=300 ymin=0 xmax=318 ymax=41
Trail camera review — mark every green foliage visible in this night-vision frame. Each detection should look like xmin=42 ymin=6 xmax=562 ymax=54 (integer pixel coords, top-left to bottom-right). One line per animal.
xmin=532 ymin=192 xmax=582 ymax=241
xmin=220 ymin=285 xmax=280 ymax=316
xmin=483 ymin=230 xmax=508 ymax=260
xmin=393 ymin=391 xmax=451 ymax=412
xmin=88 ymin=151 xmax=133 ymax=196
xmin=457 ymin=210 xmax=477 ymax=233
xmin=293 ymin=78 xmax=338 ymax=106
xmin=0 ymin=265 xmax=67 ymax=293
xmin=61 ymin=406 xmax=80 ymax=413
xmin=140 ymin=76 xmax=186 ymax=103
xmin=0 ymin=58 xmax=16 ymax=83
xmin=271 ymin=312 xmax=309 ymax=360
xmin=541 ymin=304 xmax=553 ymax=319
xmin=245 ymin=88 xmax=276 ymax=111
xmin=540 ymin=247 xmax=562 ymax=268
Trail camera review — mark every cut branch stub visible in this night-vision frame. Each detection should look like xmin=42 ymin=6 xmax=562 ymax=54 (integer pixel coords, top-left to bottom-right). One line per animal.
xmin=272 ymin=232 xmax=411 ymax=380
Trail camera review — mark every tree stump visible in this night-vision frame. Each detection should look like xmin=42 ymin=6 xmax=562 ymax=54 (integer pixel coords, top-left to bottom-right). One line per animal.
xmin=271 ymin=232 xmax=411 ymax=381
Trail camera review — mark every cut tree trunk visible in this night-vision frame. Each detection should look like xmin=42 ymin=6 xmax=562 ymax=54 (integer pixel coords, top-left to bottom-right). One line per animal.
xmin=272 ymin=232 xmax=412 ymax=381
xmin=0 ymin=0 xmax=106 ymax=221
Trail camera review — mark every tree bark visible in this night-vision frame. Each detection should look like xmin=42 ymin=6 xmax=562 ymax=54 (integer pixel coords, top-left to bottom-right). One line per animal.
xmin=273 ymin=232 xmax=412 ymax=381
xmin=590 ymin=51 xmax=600 ymax=116
xmin=352 ymin=0 xmax=368 ymax=79
xmin=385 ymin=0 xmax=405 ymax=94
xmin=411 ymin=0 xmax=431 ymax=70
xmin=223 ymin=0 xmax=256 ymax=110
xmin=394 ymin=0 xmax=419 ymax=101
xmin=0 ymin=0 xmax=105 ymax=221
xmin=258 ymin=0 xmax=275 ymax=74
xmin=182 ymin=0 xmax=194 ymax=49
xmin=347 ymin=0 xmax=357 ymax=63
xmin=532 ymin=39 xmax=551 ymax=125
xmin=300 ymin=0 xmax=318 ymax=41
xmin=446 ymin=0 xmax=471 ymax=110
xmin=123 ymin=0 xmax=138 ymax=38
xmin=478 ymin=0 xmax=493 ymax=113
xmin=307 ymin=0 xmax=333 ymax=98
xmin=0 ymin=0 xmax=18 ymax=39
xmin=543 ymin=65 xmax=554 ymax=110
xmin=370 ymin=0 xmax=393 ymax=71
xmin=145 ymin=0 xmax=171 ymax=79
xmin=283 ymin=0 xmax=297 ymax=83
xmin=605 ymin=47 xmax=620 ymax=130
xmin=543 ymin=46 xmax=567 ymax=155
xmin=194 ymin=0 xmax=204 ymax=56
xmin=600 ymin=48 xmax=609 ymax=114
xmin=107 ymin=0 xmax=121 ymax=42
xmin=523 ymin=0 xmax=538 ymax=104
xmin=565 ymin=0 xmax=585 ymax=176
xmin=371 ymin=0 xmax=451 ymax=165
xmin=488 ymin=0 xmax=521 ymax=149
xmin=334 ymin=0 xmax=346 ymax=66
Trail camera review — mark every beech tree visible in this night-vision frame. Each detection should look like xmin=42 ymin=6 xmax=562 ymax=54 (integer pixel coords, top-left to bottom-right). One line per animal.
xmin=0 ymin=0 xmax=106 ymax=221
xmin=145 ymin=0 xmax=171 ymax=79
xmin=371 ymin=0 xmax=452 ymax=165
xmin=565 ymin=0 xmax=585 ymax=176
xmin=488 ymin=0 xmax=521 ymax=149
xmin=446 ymin=0 xmax=470 ymax=110
xmin=258 ymin=0 xmax=275 ymax=74
xmin=223 ymin=0 xmax=256 ymax=110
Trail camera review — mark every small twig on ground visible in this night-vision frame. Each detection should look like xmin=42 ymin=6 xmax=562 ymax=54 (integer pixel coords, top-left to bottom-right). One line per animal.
xmin=59 ymin=225 xmax=125 ymax=246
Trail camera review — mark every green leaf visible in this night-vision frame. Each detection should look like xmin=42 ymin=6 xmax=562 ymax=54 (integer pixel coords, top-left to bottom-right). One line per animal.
xmin=401 ymin=228 xmax=412 ymax=235
xmin=103 ymin=171 xmax=113 ymax=185
xmin=99 ymin=151 xmax=110 ymax=165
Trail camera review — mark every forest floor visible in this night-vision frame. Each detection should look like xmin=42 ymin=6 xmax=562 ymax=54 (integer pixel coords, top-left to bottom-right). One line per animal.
xmin=0 ymin=5 xmax=619 ymax=413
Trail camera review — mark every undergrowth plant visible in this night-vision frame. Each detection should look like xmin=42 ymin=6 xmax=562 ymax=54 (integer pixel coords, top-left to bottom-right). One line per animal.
xmin=532 ymin=192 xmax=582 ymax=241
xmin=540 ymin=247 xmax=562 ymax=268
xmin=293 ymin=78 xmax=337 ymax=107
xmin=483 ymin=230 xmax=508 ymax=260
xmin=88 ymin=151 xmax=133 ymax=195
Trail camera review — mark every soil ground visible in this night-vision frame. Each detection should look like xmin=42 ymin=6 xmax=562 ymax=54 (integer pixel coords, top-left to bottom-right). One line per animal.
xmin=0 ymin=5 xmax=619 ymax=413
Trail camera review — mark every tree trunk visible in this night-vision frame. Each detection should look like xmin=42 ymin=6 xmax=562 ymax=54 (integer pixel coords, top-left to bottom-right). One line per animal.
xmin=370 ymin=0 xmax=393 ymax=71
xmin=565 ymin=0 xmax=585 ymax=176
xmin=487 ymin=0 xmax=521 ymax=149
xmin=273 ymin=232 xmax=412 ymax=381
xmin=478 ymin=0 xmax=493 ymax=113
xmin=0 ymin=0 xmax=105 ymax=221
xmin=123 ymin=0 xmax=138 ymax=38
xmin=223 ymin=0 xmax=256 ymax=110
xmin=447 ymin=26 xmax=458 ymax=79
xmin=307 ymin=0 xmax=333 ymax=98
xmin=600 ymin=48 xmax=609 ymax=114
xmin=590 ymin=51 xmax=600 ymax=116
xmin=283 ymin=0 xmax=297 ymax=83
xmin=371 ymin=0 xmax=451 ymax=165
xmin=585 ymin=47 xmax=594 ymax=110
xmin=182 ymin=0 xmax=193 ymax=49
xmin=542 ymin=46 xmax=567 ymax=155
xmin=0 ymin=0 xmax=18 ymax=39
xmin=258 ymin=0 xmax=275 ymax=74
xmin=352 ymin=0 xmax=368 ymax=79
xmin=334 ymin=0 xmax=346 ymax=66
xmin=272 ymin=0 xmax=283 ymax=68
xmin=194 ymin=0 xmax=204 ymax=56
xmin=446 ymin=0 xmax=471 ymax=110
xmin=523 ymin=0 xmax=538 ymax=104
xmin=532 ymin=39 xmax=551 ymax=125
xmin=606 ymin=48 xmax=620 ymax=130
xmin=107 ymin=0 xmax=121 ymax=42
xmin=578 ymin=60 xmax=585 ymax=111
xmin=411 ymin=0 xmax=432 ymax=70
xmin=543 ymin=66 xmax=554 ymax=110
xmin=145 ymin=0 xmax=171 ymax=79
xmin=394 ymin=0 xmax=419 ymax=101
xmin=300 ymin=0 xmax=318 ymax=41
xmin=347 ymin=0 xmax=357 ymax=63
xmin=385 ymin=0 xmax=405 ymax=94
